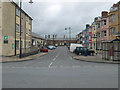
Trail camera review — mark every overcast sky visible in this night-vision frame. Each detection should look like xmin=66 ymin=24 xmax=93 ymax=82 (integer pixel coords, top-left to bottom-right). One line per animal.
xmin=22 ymin=0 xmax=119 ymax=38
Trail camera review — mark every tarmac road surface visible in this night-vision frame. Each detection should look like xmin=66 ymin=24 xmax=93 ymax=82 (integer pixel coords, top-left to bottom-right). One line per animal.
xmin=2 ymin=46 xmax=118 ymax=88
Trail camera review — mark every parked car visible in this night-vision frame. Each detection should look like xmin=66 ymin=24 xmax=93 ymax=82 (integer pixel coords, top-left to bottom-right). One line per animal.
xmin=74 ymin=47 xmax=95 ymax=56
xmin=55 ymin=44 xmax=58 ymax=47
xmin=47 ymin=46 xmax=54 ymax=50
xmin=70 ymin=43 xmax=83 ymax=52
xmin=74 ymin=47 xmax=84 ymax=55
xmin=74 ymin=47 xmax=89 ymax=56
xmin=88 ymin=49 xmax=95 ymax=56
xmin=40 ymin=47 xmax=48 ymax=52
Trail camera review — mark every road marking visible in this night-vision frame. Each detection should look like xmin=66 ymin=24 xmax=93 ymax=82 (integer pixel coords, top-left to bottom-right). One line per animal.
xmin=72 ymin=66 xmax=81 ymax=68
xmin=49 ymin=62 xmax=53 ymax=68
xmin=53 ymin=55 xmax=58 ymax=61
xmin=23 ymin=66 xmax=27 ymax=69
xmin=53 ymin=58 xmax=56 ymax=61
xmin=56 ymin=56 xmax=58 ymax=58
xmin=50 ymin=66 xmax=57 ymax=68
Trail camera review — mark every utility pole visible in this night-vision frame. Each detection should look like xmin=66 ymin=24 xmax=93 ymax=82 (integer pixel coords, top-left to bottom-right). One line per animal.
xmin=69 ymin=27 xmax=71 ymax=45
xmin=19 ymin=0 xmax=33 ymax=58
xmin=53 ymin=35 xmax=55 ymax=46
xmin=65 ymin=27 xmax=71 ymax=46
xmin=19 ymin=0 xmax=22 ymax=58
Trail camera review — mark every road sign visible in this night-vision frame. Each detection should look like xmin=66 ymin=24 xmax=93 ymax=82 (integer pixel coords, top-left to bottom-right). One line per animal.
xmin=4 ymin=36 xmax=8 ymax=40
xmin=4 ymin=40 xmax=8 ymax=44
xmin=12 ymin=43 xmax=14 ymax=49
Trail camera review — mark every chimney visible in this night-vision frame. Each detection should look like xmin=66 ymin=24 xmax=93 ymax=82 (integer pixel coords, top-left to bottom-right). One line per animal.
xmin=94 ymin=17 xmax=98 ymax=22
xmin=101 ymin=11 xmax=108 ymax=17
xmin=113 ymin=4 xmax=118 ymax=7
xmin=86 ymin=24 xmax=90 ymax=29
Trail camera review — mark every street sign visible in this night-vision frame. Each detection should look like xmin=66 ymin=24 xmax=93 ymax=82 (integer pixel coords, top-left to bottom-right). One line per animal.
xmin=12 ymin=43 xmax=14 ymax=49
xmin=4 ymin=36 xmax=8 ymax=40
xmin=4 ymin=40 xmax=8 ymax=44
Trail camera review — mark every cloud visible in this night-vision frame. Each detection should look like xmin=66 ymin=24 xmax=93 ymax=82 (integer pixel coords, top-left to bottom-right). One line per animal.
xmin=23 ymin=1 xmax=119 ymax=37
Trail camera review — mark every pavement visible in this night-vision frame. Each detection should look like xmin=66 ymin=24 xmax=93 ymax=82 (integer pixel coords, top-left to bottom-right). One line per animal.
xmin=73 ymin=53 xmax=120 ymax=64
xmin=2 ymin=46 xmax=118 ymax=88
xmin=0 ymin=52 xmax=48 ymax=63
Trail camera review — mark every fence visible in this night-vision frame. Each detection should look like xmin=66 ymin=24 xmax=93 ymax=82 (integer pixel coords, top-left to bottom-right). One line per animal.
xmin=102 ymin=39 xmax=120 ymax=61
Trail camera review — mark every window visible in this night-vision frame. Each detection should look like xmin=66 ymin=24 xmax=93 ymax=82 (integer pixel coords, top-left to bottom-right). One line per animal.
xmin=28 ymin=18 xmax=31 ymax=24
xmin=110 ymin=14 xmax=115 ymax=22
xmin=110 ymin=27 xmax=116 ymax=35
xmin=97 ymin=23 xmax=100 ymax=28
xmin=29 ymin=41 xmax=31 ymax=47
xmin=28 ymin=29 xmax=31 ymax=35
xmin=102 ymin=31 xmax=107 ymax=37
xmin=16 ymin=24 xmax=19 ymax=32
xmin=103 ymin=20 xmax=107 ymax=25
xmin=48 ymin=35 xmax=50 ymax=38
xmin=104 ymin=31 xmax=107 ymax=36
xmin=16 ymin=8 xmax=20 ymax=17
xmin=97 ymin=32 xmax=100 ymax=37
xmin=16 ymin=40 xmax=19 ymax=49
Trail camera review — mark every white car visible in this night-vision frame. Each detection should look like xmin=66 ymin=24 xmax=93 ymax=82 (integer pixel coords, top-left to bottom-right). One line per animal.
xmin=70 ymin=43 xmax=83 ymax=52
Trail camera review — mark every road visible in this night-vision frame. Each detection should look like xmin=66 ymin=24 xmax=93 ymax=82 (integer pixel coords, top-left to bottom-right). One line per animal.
xmin=2 ymin=46 xmax=118 ymax=88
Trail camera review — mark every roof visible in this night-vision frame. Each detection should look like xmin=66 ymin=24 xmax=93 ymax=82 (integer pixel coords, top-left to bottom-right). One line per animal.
xmin=11 ymin=2 xmax=33 ymax=20
xmin=102 ymin=39 xmax=120 ymax=43
xmin=47 ymin=38 xmax=77 ymax=41
xmin=32 ymin=32 xmax=44 ymax=39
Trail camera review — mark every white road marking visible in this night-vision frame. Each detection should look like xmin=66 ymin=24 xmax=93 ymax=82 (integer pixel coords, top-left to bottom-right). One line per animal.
xmin=53 ymin=55 xmax=58 ymax=61
xmin=56 ymin=56 xmax=58 ymax=58
xmin=23 ymin=66 xmax=27 ymax=69
xmin=11 ymin=66 xmax=15 ymax=68
xmin=72 ymin=66 xmax=81 ymax=68
xmin=50 ymin=66 xmax=57 ymax=68
xmin=2 ymin=65 xmax=111 ymax=69
xmin=53 ymin=58 xmax=56 ymax=61
xmin=49 ymin=62 xmax=53 ymax=68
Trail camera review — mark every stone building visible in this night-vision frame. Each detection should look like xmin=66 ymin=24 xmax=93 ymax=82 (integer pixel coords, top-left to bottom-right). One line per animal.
xmin=0 ymin=1 xmax=32 ymax=56
xmin=32 ymin=32 xmax=45 ymax=48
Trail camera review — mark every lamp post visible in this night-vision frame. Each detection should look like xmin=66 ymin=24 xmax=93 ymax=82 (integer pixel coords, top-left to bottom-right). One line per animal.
xmin=65 ymin=27 xmax=71 ymax=46
xmin=19 ymin=0 xmax=33 ymax=58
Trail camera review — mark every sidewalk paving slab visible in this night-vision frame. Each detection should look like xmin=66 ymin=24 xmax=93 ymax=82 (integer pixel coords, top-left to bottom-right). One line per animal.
xmin=73 ymin=55 xmax=120 ymax=64
xmin=0 ymin=52 xmax=47 ymax=63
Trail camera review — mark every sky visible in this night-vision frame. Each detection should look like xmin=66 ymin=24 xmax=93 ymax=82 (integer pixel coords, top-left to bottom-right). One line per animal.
xmin=22 ymin=0 xmax=119 ymax=38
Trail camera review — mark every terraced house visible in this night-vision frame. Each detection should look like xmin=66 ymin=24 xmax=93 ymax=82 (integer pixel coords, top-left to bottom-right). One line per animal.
xmin=109 ymin=1 xmax=120 ymax=40
xmin=0 ymin=1 xmax=33 ymax=56
xmin=91 ymin=20 xmax=97 ymax=50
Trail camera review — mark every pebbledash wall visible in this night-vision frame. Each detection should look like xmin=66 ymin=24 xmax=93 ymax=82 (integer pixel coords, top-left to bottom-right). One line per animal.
xmin=0 ymin=1 xmax=32 ymax=56
xmin=0 ymin=1 xmax=2 ymax=89
xmin=0 ymin=1 xmax=2 ymax=57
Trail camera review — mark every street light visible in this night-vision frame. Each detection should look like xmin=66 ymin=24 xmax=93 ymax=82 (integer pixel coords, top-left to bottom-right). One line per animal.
xmin=19 ymin=0 xmax=33 ymax=58
xmin=65 ymin=27 xmax=71 ymax=46
xmin=29 ymin=0 xmax=34 ymax=4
